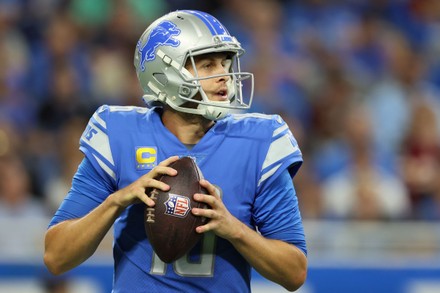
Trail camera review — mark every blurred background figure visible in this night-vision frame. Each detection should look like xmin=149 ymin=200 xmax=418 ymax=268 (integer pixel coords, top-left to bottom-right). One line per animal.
xmin=401 ymin=101 xmax=440 ymax=220
xmin=320 ymin=104 xmax=410 ymax=220
xmin=0 ymin=154 xmax=48 ymax=260
xmin=0 ymin=155 xmax=47 ymax=218
xmin=42 ymin=277 xmax=69 ymax=293
xmin=43 ymin=116 xmax=88 ymax=213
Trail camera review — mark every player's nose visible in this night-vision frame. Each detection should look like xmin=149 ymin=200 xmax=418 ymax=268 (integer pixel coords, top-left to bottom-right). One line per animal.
xmin=215 ymin=65 xmax=230 ymax=82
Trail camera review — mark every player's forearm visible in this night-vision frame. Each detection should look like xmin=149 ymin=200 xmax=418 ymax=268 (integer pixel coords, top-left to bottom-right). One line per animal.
xmin=44 ymin=193 xmax=124 ymax=275
xmin=229 ymin=221 xmax=307 ymax=292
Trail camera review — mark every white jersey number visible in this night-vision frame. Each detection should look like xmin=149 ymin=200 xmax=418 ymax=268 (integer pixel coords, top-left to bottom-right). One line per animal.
xmin=150 ymin=232 xmax=216 ymax=277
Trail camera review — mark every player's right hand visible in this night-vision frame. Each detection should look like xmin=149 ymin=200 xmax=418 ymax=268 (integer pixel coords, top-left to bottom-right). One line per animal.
xmin=110 ymin=156 xmax=179 ymax=208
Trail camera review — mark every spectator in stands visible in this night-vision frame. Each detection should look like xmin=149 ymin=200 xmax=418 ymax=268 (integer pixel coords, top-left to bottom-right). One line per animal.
xmin=0 ymin=155 xmax=47 ymax=217
xmin=0 ymin=155 xmax=48 ymax=259
xmin=44 ymin=117 xmax=88 ymax=213
xmin=320 ymin=104 xmax=410 ymax=220
xmin=401 ymin=101 xmax=440 ymax=220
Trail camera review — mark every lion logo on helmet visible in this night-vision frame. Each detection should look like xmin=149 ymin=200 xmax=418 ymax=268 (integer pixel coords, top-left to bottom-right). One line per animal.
xmin=137 ymin=20 xmax=181 ymax=71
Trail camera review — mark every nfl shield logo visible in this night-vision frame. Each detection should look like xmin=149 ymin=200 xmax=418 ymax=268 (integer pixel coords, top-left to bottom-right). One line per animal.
xmin=164 ymin=194 xmax=190 ymax=218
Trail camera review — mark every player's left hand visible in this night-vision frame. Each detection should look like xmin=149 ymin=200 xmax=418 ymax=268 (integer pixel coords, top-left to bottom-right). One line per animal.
xmin=192 ymin=179 xmax=244 ymax=241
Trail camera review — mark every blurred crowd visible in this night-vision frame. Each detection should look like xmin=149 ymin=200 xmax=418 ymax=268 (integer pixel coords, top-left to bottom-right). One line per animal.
xmin=1 ymin=0 xmax=440 ymax=224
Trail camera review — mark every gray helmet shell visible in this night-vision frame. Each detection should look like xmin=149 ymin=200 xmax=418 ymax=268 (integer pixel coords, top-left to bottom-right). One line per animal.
xmin=134 ymin=10 xmax=254 ymax=120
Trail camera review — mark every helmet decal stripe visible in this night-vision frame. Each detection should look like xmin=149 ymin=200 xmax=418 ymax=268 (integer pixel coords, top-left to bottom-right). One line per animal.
xmin=184 ymin=10 xmax=229 ymax=37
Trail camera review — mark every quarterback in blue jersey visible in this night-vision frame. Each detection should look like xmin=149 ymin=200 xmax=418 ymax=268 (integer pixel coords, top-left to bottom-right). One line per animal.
xmin=44 ymin=10 xmax=307 ymax=292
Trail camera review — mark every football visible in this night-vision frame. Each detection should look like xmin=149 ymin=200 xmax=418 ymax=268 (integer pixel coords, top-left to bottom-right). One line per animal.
xmin=144 ymin=156 xmax=209 ymax=263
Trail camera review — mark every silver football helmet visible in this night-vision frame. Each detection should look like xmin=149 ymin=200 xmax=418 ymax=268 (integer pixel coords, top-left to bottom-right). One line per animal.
xmin=134 ymin=10 xmax=254 ymax=120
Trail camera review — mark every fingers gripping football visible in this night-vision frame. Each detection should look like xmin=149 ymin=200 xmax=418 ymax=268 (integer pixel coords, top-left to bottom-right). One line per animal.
xmin=192 ymin=179 xmax=243 ymax=240
xmin=112 ymin=156 xmax=179 ymax=208
xmin=144 ymin=156 xmax=210 ymax=263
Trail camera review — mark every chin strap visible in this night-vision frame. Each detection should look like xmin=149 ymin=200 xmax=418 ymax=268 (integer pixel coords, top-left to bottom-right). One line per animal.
xmin=143 ymin=90 xmax=232 ymax=121
xmin=198 ymin=101 xmax=231 ymax=120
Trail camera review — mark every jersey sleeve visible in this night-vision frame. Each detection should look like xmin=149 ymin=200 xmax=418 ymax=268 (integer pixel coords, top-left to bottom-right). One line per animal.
xmin=79 ymin=105 xmax=117 ymax=185
xmin=257 ymin=115 xmax=302 ymax=190
xmin=253 ymin=169 xmax=307 ymax=255
xmin=253 ymin=115 xmax=306 ymax=254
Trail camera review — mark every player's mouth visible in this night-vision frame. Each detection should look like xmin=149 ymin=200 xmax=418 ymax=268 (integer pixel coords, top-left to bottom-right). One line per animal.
xmin=214 ymin=88 xmax=228 ymax=100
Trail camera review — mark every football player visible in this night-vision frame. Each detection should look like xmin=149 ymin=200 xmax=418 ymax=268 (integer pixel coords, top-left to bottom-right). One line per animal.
xmin=44 ymin=10 xmax=307 ymax=292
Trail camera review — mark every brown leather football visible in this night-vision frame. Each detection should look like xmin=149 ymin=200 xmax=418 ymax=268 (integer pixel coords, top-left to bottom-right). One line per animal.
xmin=144 ymin=156 xmax=209 ymax=263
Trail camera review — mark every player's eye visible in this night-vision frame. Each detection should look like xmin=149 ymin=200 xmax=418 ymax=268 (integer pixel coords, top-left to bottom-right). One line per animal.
xmin=201 ymin=62 xmax=213 ymax=70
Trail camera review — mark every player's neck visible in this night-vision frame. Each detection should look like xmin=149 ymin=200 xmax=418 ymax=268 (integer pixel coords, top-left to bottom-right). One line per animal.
xmin=161 ymin=109 xmax=215 ymax=145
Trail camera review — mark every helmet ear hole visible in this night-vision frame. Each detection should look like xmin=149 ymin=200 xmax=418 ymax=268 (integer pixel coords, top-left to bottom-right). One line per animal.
xmin=153 ymin=73 xmax=168 ymax=86
xmin=179 ymin=86 xmax=192 ymax=97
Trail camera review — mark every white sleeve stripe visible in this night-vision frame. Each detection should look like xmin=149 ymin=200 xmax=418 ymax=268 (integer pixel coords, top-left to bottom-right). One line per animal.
xmin=258 ymin=163 xmax=281 ymax=186
xmin=81 ymin=125 xmax=114 ymax=165
xmin=92 ymin=112 xmax=107 ymax=129
xmin=273 ymin=124 xmax=288 ymax=137
xmin=262 ymin=134 xmax=298 ymax=170
xmin=94 ymin=154 xmax=116 ymax=180
xmin=232 ymin=113 xmax=273 ymax=120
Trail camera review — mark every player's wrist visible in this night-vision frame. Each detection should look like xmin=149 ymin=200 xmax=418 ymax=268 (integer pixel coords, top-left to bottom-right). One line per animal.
xmin=106 ymin=192 xmax=128 ymax=211
xmin=226 ymin=219 xmax=247 ymax=242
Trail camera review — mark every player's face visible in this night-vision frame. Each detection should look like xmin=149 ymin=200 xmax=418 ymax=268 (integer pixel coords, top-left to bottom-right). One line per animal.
xmin=186 ymin=53 xmax=232 ymax=102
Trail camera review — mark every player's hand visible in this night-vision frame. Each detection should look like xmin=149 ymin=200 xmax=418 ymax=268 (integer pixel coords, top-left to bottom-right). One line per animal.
xmin=110 ymin=156 xmax=179 ymax=208
xmin=192 ymin=180 xmax=244 ymax=241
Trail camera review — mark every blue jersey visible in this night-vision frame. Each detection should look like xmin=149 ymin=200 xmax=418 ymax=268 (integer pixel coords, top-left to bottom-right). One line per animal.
xmin=49 ymin=106 xmax=306 ymax=293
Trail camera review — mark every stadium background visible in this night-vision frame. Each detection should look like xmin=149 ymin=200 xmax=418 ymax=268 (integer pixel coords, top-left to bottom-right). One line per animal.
xmin=1 ymin=0 xmax=440 ymax=292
